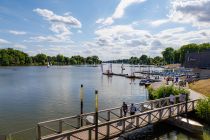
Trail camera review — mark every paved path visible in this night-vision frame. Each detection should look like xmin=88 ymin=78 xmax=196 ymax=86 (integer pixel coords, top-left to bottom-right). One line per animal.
xmin=150 ymin=80 xmax=207 ymax=100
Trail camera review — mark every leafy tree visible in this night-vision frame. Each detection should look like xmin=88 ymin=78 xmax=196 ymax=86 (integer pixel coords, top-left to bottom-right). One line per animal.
xmin=56 ymin=54 xmax=64 ymax=64
xmin=161 ymin=47 xmax=174 ymax=64
xmin=153 ymin=56 xmax=163 ymax=65
xmin=139 ymin=55 xmax=148 ymax=64
xmin=34 ymin=53 xmax=47 ymax=65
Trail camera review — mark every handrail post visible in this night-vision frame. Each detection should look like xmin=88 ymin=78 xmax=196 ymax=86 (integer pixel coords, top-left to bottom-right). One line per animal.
xmin=151 ymin=101 xmax=153 ymax=110
xmin=122 ymin=119 xmax=125 ymax=133
xmin=58 ymin=120 xmax=62 ymax=133
xmin=107 ymin=111 xmax=110 ymax=121
xmin=106 ymin=111 xmax=110 ymax=139
xmin=177 ymin=104 xmax=180 ymax=115
xmin=169 ymin=106 xmax=172 ymax=117
xmin=77 ymin=115 xmax=81 ymax=129
xmin=148 ymin=112 xmax=151 ymax=124
xmin=106 ymin=124 xmax=110 ymax=138
xmin=159 ymin=109 xmax=162 ymax=121
xmin=95 ymin=90 xmax=99 ymax=140
xmin=185 ymin=97 xmax=188 ymax=114
xmin=136 ymin=116 xmax=139 ymax=128
xmin=37 ymin=124 xmax=41 ymax=140
xmin=88 ymin=129 xmax=92 ymax=140
xmin=192 ymin=101 xmax=195 ymax=111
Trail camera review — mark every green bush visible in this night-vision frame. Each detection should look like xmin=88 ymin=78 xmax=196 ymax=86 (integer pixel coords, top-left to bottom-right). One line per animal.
xmin=148 ymin=85 xmax=189 ymax=100
xmin=196 ymin=98 xmax=210 ymax=124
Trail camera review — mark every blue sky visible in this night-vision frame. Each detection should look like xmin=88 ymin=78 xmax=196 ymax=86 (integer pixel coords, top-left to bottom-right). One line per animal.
xmin=0 ymin=0 xmax=210 ymax=60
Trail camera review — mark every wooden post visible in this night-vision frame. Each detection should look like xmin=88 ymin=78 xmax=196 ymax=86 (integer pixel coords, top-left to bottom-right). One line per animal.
xmin=148 ymin=113 xmax=151 ymax=124
xmin=177 ymin=104 xmax=180 ymax=115
xmin=122 ymin=119 xmax=125 ymax=133
xmin=107 ymin=111 xmax=110 ymax=138
xmin=136 ymin=116 xmax=139 ymax=128
xmin=192 ymin=101 xmax=195 ymax=111
xmin=159 ymin=110 xmax=162 ymax=121
xmin=77 ymin=116 xmax=81 ymax=129
xmin=185 ymin=94 xmax=188 ymax=114
xmin=107 ymin=111 xmax=110 ymax=121
xmin=95 ymin=90 xmax=99 ymax=140
xmin=151 ymin=101 xmax=153 ymax=110
xmin=88 ymin=129 xmax=92 ymax=140
xmin=106 ymin=124 xmax=110 ymax=138
xmin=37 ymin=124 xmax=41 ymax=140
xmin=58 ymin=120 xmax=62 ymax=133
xmin=80 ymin=84 xmax=84 ymax=127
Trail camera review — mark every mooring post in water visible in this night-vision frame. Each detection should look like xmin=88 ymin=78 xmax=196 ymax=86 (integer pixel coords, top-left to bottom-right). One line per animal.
xmin=80 ymin=84 xmax=84 ymax=127
xmin=95 ymin=90 xmax=99 ymax=140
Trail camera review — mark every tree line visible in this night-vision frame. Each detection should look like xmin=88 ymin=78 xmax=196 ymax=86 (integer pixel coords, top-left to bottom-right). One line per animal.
xmin=0 ymin=48 xmax=101 ymax=66
xmin=105 ymin=43 xmax=210 ymax=65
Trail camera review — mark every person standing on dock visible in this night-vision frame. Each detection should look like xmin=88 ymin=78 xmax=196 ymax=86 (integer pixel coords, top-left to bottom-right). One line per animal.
xmin=169 ymin=94 xmax=175 ymax=105
xmin=122 ymin=102 xmax=128 ymax=117
xmin=130 ymin=103 xmax=137 ymax=123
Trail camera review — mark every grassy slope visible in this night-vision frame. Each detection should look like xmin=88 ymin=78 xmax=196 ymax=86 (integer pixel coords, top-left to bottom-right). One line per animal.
xmin=189 ymin=79 xmax=210 ymax=97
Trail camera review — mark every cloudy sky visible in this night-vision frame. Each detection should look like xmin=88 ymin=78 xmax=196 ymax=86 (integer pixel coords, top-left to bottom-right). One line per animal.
xmin=0 ymin=0 xmax=210 ymax=60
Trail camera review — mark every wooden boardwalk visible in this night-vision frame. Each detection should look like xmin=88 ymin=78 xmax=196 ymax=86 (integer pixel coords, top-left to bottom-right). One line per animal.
xmin=37 ymin=97 xmax=198 ymax=140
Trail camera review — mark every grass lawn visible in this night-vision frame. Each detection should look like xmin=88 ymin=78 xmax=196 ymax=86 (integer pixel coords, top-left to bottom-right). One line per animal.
xmin=189 ymin=79 xmax=210 ymax=97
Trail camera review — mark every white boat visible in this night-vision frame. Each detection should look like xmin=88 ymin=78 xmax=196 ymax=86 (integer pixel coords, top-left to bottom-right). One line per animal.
xmin=47 ymin=62 xmax=50 ymax=68
xmin=85 ymin=115 xmax=101 ymax=125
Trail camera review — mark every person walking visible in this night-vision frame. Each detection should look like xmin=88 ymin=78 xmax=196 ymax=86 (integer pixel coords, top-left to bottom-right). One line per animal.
xmin=130 ymin=103 xmax=137 ymax=123
xmin=169 ymin=94 xmax=175 ymax=105
xmin=122 ymin=102 xmax=128 ymax=117
xmin=130 ymin=103 xmax=137 ymax=116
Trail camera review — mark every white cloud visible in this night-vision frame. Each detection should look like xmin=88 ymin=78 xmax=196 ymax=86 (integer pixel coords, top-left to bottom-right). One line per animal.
xmin=169 ymin=0 xmax=210 ymax=27
xmin=33 ymin=8 xmax=81 ymax=28
xmin=96 ymin=0 xmax=146 ymax=25
xmin=9 ymin=30 xmax=27 ymax=35
xmin=150 ymin=19 xmax=170 ymax=27
xmin=32 ymin=8 xmax=81 ymax=42
xmin=0 ymin=38 xmax=10 ymax=44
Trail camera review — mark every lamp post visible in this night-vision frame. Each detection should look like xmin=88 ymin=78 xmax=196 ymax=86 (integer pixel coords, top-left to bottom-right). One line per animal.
xmin=95 ymin=90 xmax=98 ymax=140
xmin=80 ymin=84 xmax=84 ymax=127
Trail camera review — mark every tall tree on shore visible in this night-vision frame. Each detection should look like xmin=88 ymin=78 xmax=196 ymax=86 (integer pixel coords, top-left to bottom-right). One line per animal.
xmin=139 ymin=55 xmax=148 ymax=64
xmin=162 ymin=47 xmax=174 ymax=64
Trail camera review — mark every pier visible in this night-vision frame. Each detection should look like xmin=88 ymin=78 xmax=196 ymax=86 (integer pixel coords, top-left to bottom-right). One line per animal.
xmin=37 ymin=96 xmax=198 ymax=140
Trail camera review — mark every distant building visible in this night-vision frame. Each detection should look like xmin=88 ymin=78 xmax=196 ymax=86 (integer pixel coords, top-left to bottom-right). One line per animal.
xmin=184 ymin=50 xmax=210 ymax=69
xmin=184 ymin=50 xmax=210 ymax=78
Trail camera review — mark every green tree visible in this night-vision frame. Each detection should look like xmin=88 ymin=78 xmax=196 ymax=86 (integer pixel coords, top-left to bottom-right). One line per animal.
xmin=162 ymin=47 xmax=174 ymax=64
xmin=56 ymin=54 xmax=64 ymax=65
xmin=153 ymin=56 xmax=163 ymax=65
xmin=139 ymin=55 xmax=148 ymax=64
xmin=34 ymin=53 xmax=47 ymax=65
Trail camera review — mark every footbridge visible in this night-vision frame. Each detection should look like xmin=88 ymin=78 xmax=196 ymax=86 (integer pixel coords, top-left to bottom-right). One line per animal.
xmin=37 ymin=95 xmax=198 ymax=140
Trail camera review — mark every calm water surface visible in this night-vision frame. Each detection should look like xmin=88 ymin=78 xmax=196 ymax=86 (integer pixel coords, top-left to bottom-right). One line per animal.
xmin=0 ymin=64 xmax=209 ymax=140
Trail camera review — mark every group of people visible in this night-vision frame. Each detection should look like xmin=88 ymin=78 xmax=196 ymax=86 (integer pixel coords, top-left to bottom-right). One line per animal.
xmin=122 ymin=102 xmax=137 ymax=117
xmin=165 ymin=76 xmax=179 ymax=85
xmin=169 ymin=93 xmax=187 ymax=104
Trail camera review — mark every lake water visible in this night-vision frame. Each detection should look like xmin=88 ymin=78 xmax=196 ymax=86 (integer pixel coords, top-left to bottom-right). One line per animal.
xmin=0 ymin=64 xmax=209 ymax=139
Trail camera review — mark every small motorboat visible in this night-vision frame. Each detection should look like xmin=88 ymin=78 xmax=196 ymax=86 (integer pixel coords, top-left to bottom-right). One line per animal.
xmin=139 ymin=79 xmax=147 ymax=85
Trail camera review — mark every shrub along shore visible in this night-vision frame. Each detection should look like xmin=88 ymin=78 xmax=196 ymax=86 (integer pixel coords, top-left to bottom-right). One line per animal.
xmin=148 ymin=82 xmax=210 ymax=125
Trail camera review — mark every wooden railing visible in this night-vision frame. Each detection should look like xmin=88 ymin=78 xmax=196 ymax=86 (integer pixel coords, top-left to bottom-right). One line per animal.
xmin=37 ymin=96 xmax=196 ymax=140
